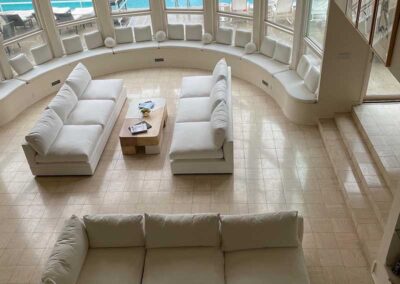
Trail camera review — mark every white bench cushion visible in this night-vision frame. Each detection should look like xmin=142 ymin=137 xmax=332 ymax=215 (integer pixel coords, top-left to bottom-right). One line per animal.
xmin=168 ymin=24 xmax=184 ymax=40
xmin=115 ymin=27 xmax=134 ymax=44
xmin=176 ymin=97 xmax=211 ymax=123
xmin=274 ymin=70 xmax=317 ymax=103
xmin=304 ymin=65 xmax=320 ymax=93
xmin=216 ymin=27 xmax=233 ymax=45
xmin=30 ymin=44 xmax=53 ymax=65
xmin=81 ymin=79 xmax=123 ymax=101
xmin=9 ymin=53 xmax=33 ymax=75
xmin=225 ymin=248 xmax=310 ymax=284
xmin=77 ymin=248 xmax=145 ymax=284
xmin=296 ymin=55 xmax=312 ymax=79
xmin=235 ymin=30 xmax=251 ymax=48
xmin=134 ymin=25 xmax=152 ymax=42
xmin=242 ymin=53 xmax=289 ymax=74
xmin=63 ymin=35 xmax=84 ymax=55
xmin=142 ymin=247 xmax=225 ymax=284
xmin=36 ymin=125 xmax=102 ymax=163
xmin=180 ymin=75 xmax=214 ymax=98
xmin=185 ymin=24 xmax=202 ymax=41
xmin=260 ymin=36 xmax=276 ymax=57
xmin=170 ymin=122 xmax=224 ymax=160
xmin=273 ymin=41 xmax=291 ymax=64
xmin=84 ymin=30 xmax=104 ymax=50
xmin=65 ymin=63 xmax=92 ymax=97
xmin=65 ymin=100 xmax=115 ymax=128
xmin=48 ymin=84 xmax=78 ymax=122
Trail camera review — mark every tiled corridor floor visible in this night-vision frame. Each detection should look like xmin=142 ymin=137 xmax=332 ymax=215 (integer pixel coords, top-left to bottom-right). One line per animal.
xmin=0 ymin=68 xmax=372 ymax=283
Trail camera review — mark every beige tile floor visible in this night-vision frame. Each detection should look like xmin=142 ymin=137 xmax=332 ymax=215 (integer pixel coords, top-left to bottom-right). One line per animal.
xmin=367 ymin=57 xmax=400 ymax=97
xmin=0 ymin=68 xmax=372 ymax=283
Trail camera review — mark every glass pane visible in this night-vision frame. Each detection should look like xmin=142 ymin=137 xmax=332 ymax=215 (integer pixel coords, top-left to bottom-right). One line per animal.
xmin=219 ymin=16 xmax=252 ymax=31
xmin=59 ymin=21 xmax=98 ymax=50
xmin=367 ymin=54 xmax=400 ymax=96
xmin=0 ymin=1 xmax=40 ymax=41
xmin=346 ymin=0 xmax=359 ymax=24
xmin=5 ymin=33 xmax=45 ymax=63
xmin=218 ymin=0 xmax=253 ymax=16
xmin=51 ymin=0 xmax=95 ymax=25
xmin=167 ymin=14 xmax=204 ymax=25
xmin=265 ymin=24 xmax=293 ymax=46
xmin=165 ymin=0 xmax=203 ymax=9
xmin=266 ymin=0 xmax=296 ymax=30
xmin=357 ymin=0 xmax=375 ymax=40
xmin=111 ymin=0 xmax=150 ymax=13
xmin=307 ymin=0 xmax=329 ymax=48
xmin=113 ymin=15 xmax=152 ymax=28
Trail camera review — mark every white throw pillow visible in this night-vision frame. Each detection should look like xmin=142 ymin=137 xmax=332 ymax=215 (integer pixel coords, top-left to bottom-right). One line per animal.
xmin=104 ymin=37 xmax=116 ymax=48
xmin=185 ymin=24 xmax=202 ymax=41
xmin=30 ymin=44 xmax=52 ymax=65
xmin=304 ymin=66 xmax=320 ymax=93
xmin=167 ymin=24 xmax=184 ymax=40
xmin=296 ymin=55 xmax=312 ymax=79
xmin=260 ymin=36 xmax=276 ymax=57
xmin=209 ymin=79 xmax=227 ymax=111
xmin=62 ymin=35 xmax=84 ymax=55
xmin=212 ymin=58 xmax=228 ymax=84
xmin=244 ymin=42 xmax=256 ymax=54
xmin=65 ymin=63 xmax=92 ymax=97
xmin=211 ymin=101 xmax=229 ymax=148
xmin=216 ymin=27 xmax=233 ymax=45
xmin=202 ymin=33 xmax=213 ymax=44
xmin=273 ymin=41 xmax=292 ymax=64
xmin=25 ymin=109 xmax=63 ymax=155
xmin=134 ymin=25 xmax=152 ymax=42
xmin=84 ymin=30 xmax=103 ymax=50
xmin=8 ymin=53 xmax=33 ymax=75
xmin=48 ymin=84 xmax=78 ymax=122
xmin=235 ymin=30 xmax=252 ymax=48
xmin=115 ymin=27 xmax=134 ymax=44
xmin=155 ymin=30 xmax=166 ymax=42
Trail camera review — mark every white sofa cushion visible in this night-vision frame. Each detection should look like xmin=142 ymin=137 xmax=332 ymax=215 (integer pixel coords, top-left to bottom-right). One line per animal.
xmin=63 ymin=35 xmax=84 ymax=55
xmin=77 ymin=248 xmax=145 ymax=284
xmin=81 ymin=79 xmax=123 ymax=101
xmin=235 ymin=30 xmax=251 ymax=48
xmin=9 ymin=53 xmax=33 ymax=75
xmin=25 ymin=109 xmax=63 ymax=155
xmin=180 ymin=75 xmax=214 ymax=98
xmin=30 ymin=44 xmax=52 ymax=65
xmin=304 ymin=65 xmax=320 ymax=93
xmin=273 ymin=41 xmax=291 ymax=64
xmin=83 ymin=214 xmax=144 ymax=248
xmin=209 ymin=79 xmax=227 ymax=111
xmin=145 ymin=213 xmax=220 ymax=248
xmin=65 ymin=100 xmax=115 ymax=128
xmin=115 ymin=27 xmax=134 ymax=44
xmin=168 ymin=24 xmax=184 ymax=40
xmin=84 ymin=30 xmax=104 ymax=50
xmin=216 ymin=27 xmax=233 ymax=45
xmin=36 ymin=125 xmax=102 ymax=163
xmin=175 ymin=97 xmax=211 ymax=123
xmin=65 ymin=63 xmax=92 ymax=97
xmin=41 ymin=216 xmax=88 ymax=284
xmin=260 ymin=36 xmax=276 ymax=57
xmin=211 ymin=101 xmax=229 ymax=148
xmin=225 ymin=248 xmax=310 ymax=284
xmin=275 ymin=70 xmax=317 ymax=102
xmin=48 ymin=84 xmax=78 ymax=122
xmin=296 ymin=55 xmax=312 ymax=79
xmin=220 ymin=211 xmax=299 ymax=252
xmin=243 ymin=53 xmax=289 ymax=74
xmin=142 ymin=247 xmax=225 ymax=284
xmin=169 ymin=122 xmax=224 ymax=160
xmin=212 ymin=58 xmax=228 ymax=84
xmin=185 ymin=24 xmax=202 ymax=41
xmin=134 ymin=25 xmax=152 ymax=42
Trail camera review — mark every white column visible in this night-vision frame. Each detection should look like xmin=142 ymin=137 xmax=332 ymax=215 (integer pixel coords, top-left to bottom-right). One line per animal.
xmin=94 ymin=0 xmax=115 ymax=39
xmin=150 ymin=0 xmax=165 ymax=32
xmin=0 ymin=35 xmax=13 ymax=80
xmin=253 ymin=0 xmax=263 ymax=48
xmin=204 ymin=0 xmax=215 ymax=35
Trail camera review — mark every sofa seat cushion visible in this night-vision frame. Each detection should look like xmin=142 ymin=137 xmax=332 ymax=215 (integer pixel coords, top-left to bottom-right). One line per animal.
xmin=225 ymin=248 xmax=310 ymax=284
xmin=242 ymin=53 xmax=289 ymax=74
xmin=180 ymin=75 xmax=214 ymax=98
xmin=170 ymin=122 xmax=224 ymax=160
xmin=77 ymin=247 xmax=145 ymax=284
xmin=175 ymin=97 xmax=211 ymax=123
xmin=202 ymin=43 xmax=245 ymax=58
xmin=80 ymin=79 xmax=123 ymax=101
xmin=36 ymin=125 xmax=102 ymax=163
xmin=274 ymin=70 xmax=317 ymax=103
xmin=65 ymin=100 xmax=115 ymax=127
xmin=142 ymin=247 xmax=225 ymax=284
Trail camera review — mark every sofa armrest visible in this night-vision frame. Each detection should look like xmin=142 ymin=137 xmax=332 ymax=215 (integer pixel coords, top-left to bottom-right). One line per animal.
xmin=298 ymin=214 xmax=304 ymax=244
xmin=22 ymin=142 xmax=37 ymax=168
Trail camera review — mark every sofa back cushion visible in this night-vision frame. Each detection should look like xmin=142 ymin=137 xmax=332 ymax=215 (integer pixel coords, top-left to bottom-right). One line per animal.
xmin=273 ymin=41 xmax=292 ymax=64
xmin=296 ymin=55 xmax=312 ymax=79
xmin=211 ymin=101 xmax=229 ymax=148
xmin=168 ymin=24 xmax=184 ymax=40
xmin=212 ymin=58 xmax=228 ymax=84
xmin=260 ymin=36 xmax=276 ymax=57
xmin=216 ymin=27 xmax=233 ymax=45
xmin=30 ymin=44 xmax=53 ymax=65
xmin=220 ymin=211 xmax=299 ymax=252
xmin=48 ymin=84 xmax=78 ymax=122
xmin=235 ymin=30 xmax=252 ymax=48
xmin=185 ymin=24 xmax=202 ymax=41
xmin=62 ymin=35 xmax=84 ymax=55
xmin=65 ymin=63 xmax=92 ymax=97
xmin=84 ymin=30 xmax=103 ymax=50
xmin=209 ymin=79 xmax=227 ymax=111
xmin=134 ymin=25 xmax=152 ymax=42
xmin=83 ymin=214 xmax=144 ymax=248
xmin=115 ymin=27 xmax=134 ymax=44
xmin=25 ymin=109 xmax=63 ymax=155
xmin=304 ymin=65 xmax=320 ymax=93
xmin=9 ymin=53 xmax=33 ymax=75
xmin=145 ymin=213 xmax=220 ymax=248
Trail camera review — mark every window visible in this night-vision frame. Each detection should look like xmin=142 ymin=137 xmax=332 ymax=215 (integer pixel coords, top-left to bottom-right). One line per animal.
xmin=165 ymin=0 xmax=203 ymax=9
xmin=113 ymin=15 xmax=152 ymax=28
xmin=4 ymin=33 xmax=45 ymax=62
xmin=217 ymin=0 xmax=253 ymax=16
xmin=306 ymin=0 xmax=329 ymax=49
xmin=164 ymin=0 xmax=204 ymax=26
xmin=265 ymin=24 xmax=293 ymax=45
xmin=111 ymin=0 xmax=152 ymax=29
xmin=111 ymin=0 xmax=150 ymax=13
xmin=357 ymin=0 xmax=375 ymax=40
xmin=266 ymin=0 xmax=296 ymax=30
xmin=346 ymin=0 xmax=359 ymax=24
xmin=219 ymin=16 xmax=253 ymax=31
xmin=216 ymin=0 xmax=253 ymax=32
xmin=167 ymin=14 xmax=204 ymax=25
xmin=51 ymin=0 xmax=95 ymax=25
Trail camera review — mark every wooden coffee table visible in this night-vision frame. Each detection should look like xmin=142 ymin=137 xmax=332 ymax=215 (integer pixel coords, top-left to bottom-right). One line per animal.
xmin=119 ymin=98 xmax=168 ymax=155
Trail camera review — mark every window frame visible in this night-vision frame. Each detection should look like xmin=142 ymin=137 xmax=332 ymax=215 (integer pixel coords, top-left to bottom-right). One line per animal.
xmin=304 ymin=0 xmax=329 ymax=53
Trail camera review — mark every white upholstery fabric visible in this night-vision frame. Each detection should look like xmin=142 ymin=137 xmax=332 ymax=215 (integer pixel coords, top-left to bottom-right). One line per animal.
xmin=296 ymin=55 xmax=312 ymax=79
xmin=168 ymin=24 xmax=184 ymax=40
xmin=304 ymin=66 xmax=320 ymax=93
xmin=209 ymin=79 xmax=227 ymax=111
xmin=30 ymin=44 xmax=52 ymax=65
xmin=77 ymin=248 xmax=145 ymax=284
xmin=220 ymin=212 xmax=299 ymax=252
xmin=25 ymin=109 xmax=63 ymax=155
xmin=145 ymin=213 xmax=220 ymax=248
xmin=81 ymin=79 xmax=123 ymax=101
xmin=84 ymin=30 xmax=103 ymax=50
xmin=142 ymin=247 xmax=225 ymax=284
xmin=260 ymin=36 xmax=276 ymax=57
xmin=180 ymin=75 xmax=214 ymax=98
xmin=104 ymin=37 xmax=116 ymax=48
xmin=212 ymin=58 xmax=228 ymax=84
xmin=216 ymin=28 xmax=233 ymax=45
xmin=175 ymin=97 xmax=211 ymax=123
xmin=235 ymin=30 xmax=252 ymax=48
xmin=274 ymin=70 xmax=317 ymax=102
xmin=41 ymin=216 xmax=88 ymax=284
xmin=65 ymin=63 xmax=92 ymax=97
xmin=65 ymin=100 xmax=115 ymax=127
xmin=225 ymin=248 xmax=310 ymax=284
xmin=83 ymin=214 xmax=144 ymax=248
xmin=9 ymin=53 xmax=33 ymax=75
xmin=244 ymin=42 xmax=256 ymax=54
xmin=211 ymin=101 xmax=228 ymax=149
xmin=115 ymin=27 xmax=134 ymax=44
xmin=202 ymin=33 xmax=213 ymax=44
xmin=273 ymin=41 xmax=292 ymax=64
xmin=36 ymin=125 xmax=102 ymax=163
xmin=155 ymin=30 xmax=166 ymax=42
xmin=48 ymin=84 xmax=78 ymax=122
xmin=63 ymin=35 xmax=84 ymax=55
xmin=185 ymin=24 xmax=202 ymax=41
xmin=169 ymin=122 xmax=224 ymax=160
xmin=243 ymin=53 xmax=289 ymax=74
xmin=134 ymin=25 xmax=152 ymax=42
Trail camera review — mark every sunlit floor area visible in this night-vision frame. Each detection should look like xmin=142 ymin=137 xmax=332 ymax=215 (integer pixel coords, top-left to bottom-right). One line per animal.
xmin=367 ymin=56 xmax=400 ymax=97
xmin=0 ymin=68 xmax=372 ymax=283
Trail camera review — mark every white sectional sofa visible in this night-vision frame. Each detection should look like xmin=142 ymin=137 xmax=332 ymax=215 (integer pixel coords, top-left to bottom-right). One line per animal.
xmin=41 ymin=211 xmax=310 ymax=284
xmin=169 ymin=59 xmax=233 ymax=174
xmin=22 ymin=63 xmax=126 ymax=176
